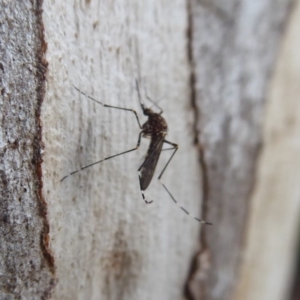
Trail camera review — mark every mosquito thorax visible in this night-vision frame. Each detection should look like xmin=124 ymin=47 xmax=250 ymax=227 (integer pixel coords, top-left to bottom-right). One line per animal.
xmin=142 ymin=111 xmax=168 ymax=136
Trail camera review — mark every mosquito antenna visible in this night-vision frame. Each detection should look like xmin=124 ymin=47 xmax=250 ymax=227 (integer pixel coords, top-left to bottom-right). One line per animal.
xmin=135 ymin=79 xmax=146 ymax=112
xmin=148 ymin=95 xmax=165 ymax=113
xmin=144 ymin=86 xmax=164 ymax=114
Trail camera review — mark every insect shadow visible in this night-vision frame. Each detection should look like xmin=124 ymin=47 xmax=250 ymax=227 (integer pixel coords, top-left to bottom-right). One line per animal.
xmin=61 ymin=80 xmax=212 ymax=225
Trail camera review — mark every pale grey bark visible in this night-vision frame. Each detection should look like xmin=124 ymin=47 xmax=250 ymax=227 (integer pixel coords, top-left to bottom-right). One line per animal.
xmin=42 ymin=1 xmax=201 ymax=299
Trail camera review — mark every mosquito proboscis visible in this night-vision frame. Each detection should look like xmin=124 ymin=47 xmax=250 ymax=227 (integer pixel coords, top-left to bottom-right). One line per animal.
xmin=61 ymin=81 xmax=212 ymax=225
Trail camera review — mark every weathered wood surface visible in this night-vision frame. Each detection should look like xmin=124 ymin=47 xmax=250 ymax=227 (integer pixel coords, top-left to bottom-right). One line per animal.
xmin=42 ymin=1 xmax=202 ymax=299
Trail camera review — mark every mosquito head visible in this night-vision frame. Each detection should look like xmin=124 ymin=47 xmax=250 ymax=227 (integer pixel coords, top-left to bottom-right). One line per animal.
xmin=143 ymin=107 xmax=154 ymax=116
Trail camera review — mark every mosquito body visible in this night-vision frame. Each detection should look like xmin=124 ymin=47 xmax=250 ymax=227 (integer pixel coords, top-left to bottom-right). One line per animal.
xmin=61 ymin=81 xmax=211 ymax=225
xmin=138 ymin=108 xmax=167 ymax=203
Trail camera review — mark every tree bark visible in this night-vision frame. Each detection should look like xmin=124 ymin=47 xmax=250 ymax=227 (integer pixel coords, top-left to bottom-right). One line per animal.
xmin=1 ymin=1 xmax=300 ymax=300
xmin=0 ymin=1 xmax=55 ymax=299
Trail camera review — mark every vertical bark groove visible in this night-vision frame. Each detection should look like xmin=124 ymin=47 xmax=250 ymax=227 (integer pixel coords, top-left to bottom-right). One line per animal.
xmin=184 ymin=0 xmax=211 ymax=299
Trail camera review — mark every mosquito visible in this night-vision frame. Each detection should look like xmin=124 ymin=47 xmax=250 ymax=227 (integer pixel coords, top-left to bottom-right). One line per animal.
xmin=61 ymin=80 xmax=212 ymax=225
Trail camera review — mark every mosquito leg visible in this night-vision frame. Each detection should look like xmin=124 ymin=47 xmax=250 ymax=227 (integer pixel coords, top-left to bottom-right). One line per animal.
xmin=72 ymin=85 xmax=142 ymax=129
xmin=61 ymin=131 xmax=142 ymax=182
xmin=106 ymin=105 xmax=142 ymax=128
xmin=158 ymin=140 xmax=212 ymax=225
xmin=157 ymin=140 xmax=178 ymax=180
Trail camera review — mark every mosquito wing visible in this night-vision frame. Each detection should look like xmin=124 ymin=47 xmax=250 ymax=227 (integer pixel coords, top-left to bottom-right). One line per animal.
xmin=140 ymin=135 xmax=165 ymax=191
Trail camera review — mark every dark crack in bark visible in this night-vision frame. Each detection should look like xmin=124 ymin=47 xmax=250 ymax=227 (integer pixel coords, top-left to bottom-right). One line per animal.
xmin=35 ymin=0 xmax=55 ymax=274
xmin=183 ymin=0 xmax=211 ymax=299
